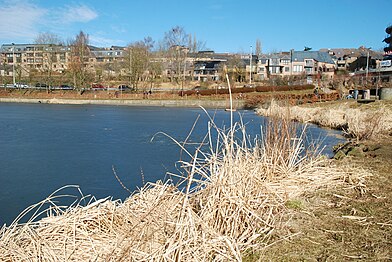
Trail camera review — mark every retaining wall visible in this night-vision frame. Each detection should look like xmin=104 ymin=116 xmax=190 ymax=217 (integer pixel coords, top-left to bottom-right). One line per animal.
xmin=0 ymin=98 xmax=246 ymax=109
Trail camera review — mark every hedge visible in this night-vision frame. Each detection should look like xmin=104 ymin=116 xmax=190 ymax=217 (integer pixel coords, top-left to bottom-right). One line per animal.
xmin=179 ymin=84 xmax=315 ymax=96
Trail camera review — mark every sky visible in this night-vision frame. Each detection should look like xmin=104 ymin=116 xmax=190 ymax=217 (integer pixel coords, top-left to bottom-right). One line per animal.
xmin=0 ymin=0 xmax=390 ymax=53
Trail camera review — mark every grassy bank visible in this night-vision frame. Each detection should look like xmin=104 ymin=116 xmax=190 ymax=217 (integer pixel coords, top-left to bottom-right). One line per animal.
xmin=256 ymin=100 xmax=392 ymax=140
xmin=250 ymin=100 xmax=392 ymax=260
xmin=0 ymin=111 xmax=367 ymax=261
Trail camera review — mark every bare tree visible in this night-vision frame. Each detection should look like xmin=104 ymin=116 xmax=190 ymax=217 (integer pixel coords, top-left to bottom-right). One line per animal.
xmin=34 ymin=32 xmax=63 ymax=45
xmin=124 ymin=40 xmax=150 ymax=90
xmin=188 ymin=34 xmax=206 ymax=53
xmin=163 ymin=26 xmax=189 ymax=85
xmin=227 ymin=55 xmax=246 ymax=83
xmin=255 ymin=39 xmax=262 ymax=57
xmin=34 ymin=32 xmax=64 ymax=91
xmin=147 ymin=57 xmax=163 ymax=90
xmin=68 ymin=31 xmax=90 ymax=90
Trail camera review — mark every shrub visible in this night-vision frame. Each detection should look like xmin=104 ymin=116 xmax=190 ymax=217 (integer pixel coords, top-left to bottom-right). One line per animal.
xmin=255 ymin=84 xmax=314 ymax=93
xmin=179 ymin=84 xmax=315 ymax=97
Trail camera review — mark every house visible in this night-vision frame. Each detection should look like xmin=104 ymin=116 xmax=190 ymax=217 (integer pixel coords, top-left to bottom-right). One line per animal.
xmin=320 ymin=47 xmax=383 ymax=72
xmin=193 ymin=58 xmax=225 ymax=81
xmin=292 ymin=51 xmax=336 ymax=79
xmin=255 ymin=50 xmax=336 ymax=81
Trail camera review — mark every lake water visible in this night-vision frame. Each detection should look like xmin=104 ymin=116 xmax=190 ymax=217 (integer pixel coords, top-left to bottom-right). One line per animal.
xmin=0 ymin=103 xmax=344 ymax=225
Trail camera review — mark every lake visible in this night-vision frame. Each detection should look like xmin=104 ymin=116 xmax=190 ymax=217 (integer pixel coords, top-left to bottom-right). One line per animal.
xmin=0 ymin=103 xmax=344 ymax=225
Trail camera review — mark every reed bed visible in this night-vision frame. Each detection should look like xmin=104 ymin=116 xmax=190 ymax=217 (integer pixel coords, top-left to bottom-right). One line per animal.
xmin=257 ymin=100 xmax=392 ymax=141
xmin=0 ymin=109 xmax=367 ymax=261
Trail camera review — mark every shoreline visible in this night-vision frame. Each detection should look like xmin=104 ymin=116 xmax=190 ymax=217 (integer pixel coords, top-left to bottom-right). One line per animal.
xmin=256 ymin=99 xmax=392 ymax=139
xmin=0 ymin=97 xmax=247 ymax=109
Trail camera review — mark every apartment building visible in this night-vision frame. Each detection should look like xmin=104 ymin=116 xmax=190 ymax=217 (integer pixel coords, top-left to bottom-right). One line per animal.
xmin=88 ymin=46 xmax=126 ymax=78
xmin=190 ymin=51 xmax=233 ymax=81
xmin=0 ymin=43 xmax=70 ymax=77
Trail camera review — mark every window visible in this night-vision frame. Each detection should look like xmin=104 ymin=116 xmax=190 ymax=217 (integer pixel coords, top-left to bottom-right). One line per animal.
xmin=305 ymin=59 xmax=314 ymax=66
xmin=281 ymin=59 xmax=290 ymax=65
xmin=269 ymin=67 xmax=281 ymax=74
xmin=285 ymin=66 xmax=290 ymax=72
xmin=270 ymin=58 xmax=279 ymax=65
xmin=293 ymin=65 xmax=303 ymax=72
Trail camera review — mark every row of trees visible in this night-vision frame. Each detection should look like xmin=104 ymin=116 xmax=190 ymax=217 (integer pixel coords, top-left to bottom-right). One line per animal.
xmin=29 ymin=26 xmax=210 ymax=90
xmin=3 ymin=26 xmax=264 ymax=91
xmin=32 ymin=31 xmax=91 ymax=91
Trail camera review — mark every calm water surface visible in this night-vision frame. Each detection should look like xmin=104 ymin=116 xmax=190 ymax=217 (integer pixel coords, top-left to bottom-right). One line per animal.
xmin=0 ymin=103 xmax=344 ymax=225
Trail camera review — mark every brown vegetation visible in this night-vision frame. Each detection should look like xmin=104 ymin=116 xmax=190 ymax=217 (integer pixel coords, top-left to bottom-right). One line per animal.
xmin=0 ymin=111 xmax=366 ymax=261
xmin=256 ymin=100 xmax=392 ymax=141
xmin=179 ymin=84 xmax=315 ymax=96
xmin=250 ymin=99 xmax=392 ymax=260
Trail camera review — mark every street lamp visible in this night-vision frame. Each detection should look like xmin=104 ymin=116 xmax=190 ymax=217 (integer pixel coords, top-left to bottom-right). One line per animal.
xmin=249 ymin=45 xmax=252 ymax=85
xmin=12 ymin=43 xmax=15 ymax=86
xmin=365 ymin=47 xmax=371 ymax=81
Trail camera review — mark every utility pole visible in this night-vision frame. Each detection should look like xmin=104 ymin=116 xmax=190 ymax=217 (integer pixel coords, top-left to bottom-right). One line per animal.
xmin=366 ymin=47 xmax=371 ymax=82
xmin=12 ymin=43 xmax=15 ymax=86
xmin=249 ymin=45 xmax=252 ymax=85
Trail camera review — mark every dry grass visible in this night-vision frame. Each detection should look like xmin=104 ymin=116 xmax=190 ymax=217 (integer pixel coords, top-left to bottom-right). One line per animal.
xmin=0 ymin=108 xmax=368 ymax=261
xmin=257 ymin=100 xmax=392 ymax=141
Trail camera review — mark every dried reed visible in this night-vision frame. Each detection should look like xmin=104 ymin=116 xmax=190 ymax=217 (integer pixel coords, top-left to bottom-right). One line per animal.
xmin=257 ymin=100 xmax=392 ymax=141
xmin=0 ymin=105 xmax=369 ymax=261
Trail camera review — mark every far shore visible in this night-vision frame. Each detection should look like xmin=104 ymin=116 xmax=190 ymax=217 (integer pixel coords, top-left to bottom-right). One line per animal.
xmin=0 ymin=97 xmax=247 ymax=109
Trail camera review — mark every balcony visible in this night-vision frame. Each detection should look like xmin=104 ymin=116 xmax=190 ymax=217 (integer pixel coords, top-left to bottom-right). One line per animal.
xmin=305 ymin=60 xmax=314 ymax=67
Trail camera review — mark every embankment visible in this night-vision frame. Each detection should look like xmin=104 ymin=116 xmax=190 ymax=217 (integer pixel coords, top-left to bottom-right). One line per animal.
xmin=0 ymin=97 xmax=246 ymax=109
xmin=256 ymin=100 xmax=392 ymax=140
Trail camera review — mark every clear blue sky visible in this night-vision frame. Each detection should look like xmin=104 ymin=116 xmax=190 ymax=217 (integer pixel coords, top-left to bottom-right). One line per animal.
xmin=0 ymin=0 xmax=390 ymax=53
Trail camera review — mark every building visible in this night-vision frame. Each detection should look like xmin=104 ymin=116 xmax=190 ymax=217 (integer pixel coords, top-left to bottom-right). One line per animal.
xmin=0 ymin=43 xmax=70 ymax=78
xmin=321 ymin=47 xmax=383 ymax=72
xmin=256 ymin=50 xmax=336 ymax=81
xmin=89 ymin=46 xmax=126 ymax=77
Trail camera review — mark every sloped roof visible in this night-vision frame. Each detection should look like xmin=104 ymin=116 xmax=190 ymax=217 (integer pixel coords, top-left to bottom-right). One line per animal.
xmin=292 ymin=51 xmax=335 ymax=64
xmin=319 ymin=48 xmax=383 ymax=60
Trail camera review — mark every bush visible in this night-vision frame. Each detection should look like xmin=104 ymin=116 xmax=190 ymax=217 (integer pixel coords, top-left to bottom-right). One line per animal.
xmin=179 ymin=84 xmax=315 ymax=97
xmin=255 ymin=84 xmax=314 ymax=92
